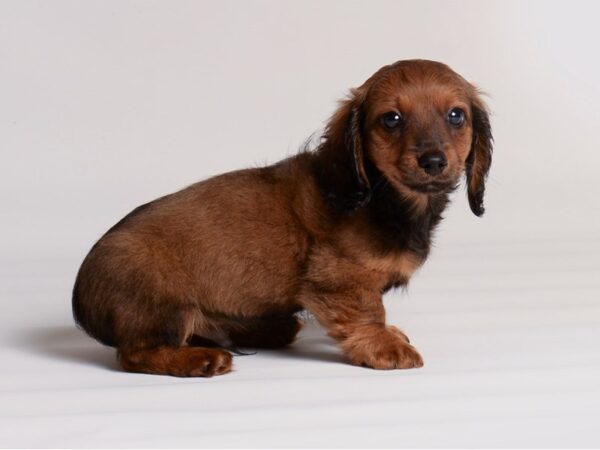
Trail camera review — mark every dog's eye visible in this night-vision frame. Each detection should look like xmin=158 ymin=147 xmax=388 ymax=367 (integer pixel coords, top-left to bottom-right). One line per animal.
xmin=447 ymin=108 xmax=465 ymax=127
xmin=381 ymin=112 xmax=403 ymax=131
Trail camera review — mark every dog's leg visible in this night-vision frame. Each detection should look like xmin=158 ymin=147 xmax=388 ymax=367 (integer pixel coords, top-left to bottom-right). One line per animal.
xmin=115 ymin=308 xmax=234 ymax=377
xmin=75 ymin=234 xmax=236 ymax=377
xmin=300 ymin=286 xmax=422 ymax=369
xmin=119 ymin=346 xmax=232 ymax=377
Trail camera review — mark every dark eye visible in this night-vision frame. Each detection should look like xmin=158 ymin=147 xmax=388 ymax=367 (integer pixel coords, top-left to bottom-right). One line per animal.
xmin=381 ymin=111 xmax=403 ymax=131
xmin=447 ymin=108 xmax=465 ymax=127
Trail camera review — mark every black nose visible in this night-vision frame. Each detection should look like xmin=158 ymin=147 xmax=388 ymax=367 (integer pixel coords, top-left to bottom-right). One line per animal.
xmin=418 ymin=151 xmax=447 ymax=176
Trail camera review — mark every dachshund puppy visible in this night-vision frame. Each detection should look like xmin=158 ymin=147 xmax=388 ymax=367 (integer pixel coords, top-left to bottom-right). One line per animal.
xmin=73 ymin=59 xmax=493 ymax=377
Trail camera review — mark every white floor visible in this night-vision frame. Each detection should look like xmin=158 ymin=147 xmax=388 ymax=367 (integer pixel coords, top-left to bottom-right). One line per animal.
xmin=1 ymin=237 xmax=599 ymax=448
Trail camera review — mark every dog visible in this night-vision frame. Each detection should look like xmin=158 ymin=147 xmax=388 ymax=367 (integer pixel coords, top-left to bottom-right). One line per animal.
xmin=72 ymin=59 xmax=493 ymax=377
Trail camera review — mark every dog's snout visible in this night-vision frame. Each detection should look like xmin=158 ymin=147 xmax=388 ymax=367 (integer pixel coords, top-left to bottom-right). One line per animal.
xmin=416 ymin=139 xmax=443 ymax=151
xmin=418 ymin=151 xmax=447 ymax=176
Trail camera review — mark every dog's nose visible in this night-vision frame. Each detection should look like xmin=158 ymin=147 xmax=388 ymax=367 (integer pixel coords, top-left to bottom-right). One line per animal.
xmin=418 ymin=151 xmax=447 ymax=176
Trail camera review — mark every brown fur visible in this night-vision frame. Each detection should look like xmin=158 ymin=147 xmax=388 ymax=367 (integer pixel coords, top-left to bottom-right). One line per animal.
xmin=73 ymin=60 xmax=493 ymax=377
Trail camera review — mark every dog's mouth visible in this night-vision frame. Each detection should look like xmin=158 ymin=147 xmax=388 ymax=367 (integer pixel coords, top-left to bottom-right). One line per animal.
xmin=403 ymin=180 xmax=457 ymax=194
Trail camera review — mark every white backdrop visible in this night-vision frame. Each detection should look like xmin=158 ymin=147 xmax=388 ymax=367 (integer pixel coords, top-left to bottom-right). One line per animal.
xmin=2 ymin=0 xmax=600 ymax=260
xmin=2 ymin=1 xmax=600 ymax=448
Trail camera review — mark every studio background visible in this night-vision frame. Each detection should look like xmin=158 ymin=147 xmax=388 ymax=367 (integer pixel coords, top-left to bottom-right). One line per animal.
xmin=1 ymin=1 xmax=599 ymax=448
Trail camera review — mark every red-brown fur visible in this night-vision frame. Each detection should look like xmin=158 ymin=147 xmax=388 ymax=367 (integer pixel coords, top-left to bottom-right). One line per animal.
xmin=73 ymin=60 xmax=493 ymax=376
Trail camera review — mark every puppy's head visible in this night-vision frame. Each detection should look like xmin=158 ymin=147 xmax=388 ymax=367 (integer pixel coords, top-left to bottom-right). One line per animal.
xmin=321 ymin=59 xmax=493 ymax=216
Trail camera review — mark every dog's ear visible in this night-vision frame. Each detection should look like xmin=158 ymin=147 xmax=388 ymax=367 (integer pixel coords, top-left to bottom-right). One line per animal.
xmin=317 ymin=88 xmax=371 ymax=211
xmin=465 ymin=94 xmax=493 ymax=217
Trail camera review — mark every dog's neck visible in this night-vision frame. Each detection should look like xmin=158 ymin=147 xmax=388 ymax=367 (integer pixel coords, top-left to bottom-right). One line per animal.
xmin=366 ymin=179 xmax=450 ymax=259
xmin=308 ymin=148 xmax=450 ymax=259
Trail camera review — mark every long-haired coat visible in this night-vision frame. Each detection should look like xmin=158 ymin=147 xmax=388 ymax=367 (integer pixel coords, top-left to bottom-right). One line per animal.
xmin=73 ymin=60 xmax=493 ymax=377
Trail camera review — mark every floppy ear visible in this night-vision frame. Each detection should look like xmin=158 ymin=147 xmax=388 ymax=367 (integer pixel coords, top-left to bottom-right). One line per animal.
xmin=316 ymin=89 xmax=371 ymax=212
xmin=465 ymin=95 xmax=493 ymax=217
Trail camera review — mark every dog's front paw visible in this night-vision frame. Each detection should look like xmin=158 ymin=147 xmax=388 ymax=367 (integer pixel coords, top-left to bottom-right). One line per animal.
xmin=343 ymin=325 xmax=423 ymax=370
xmin=386 ymin=325 xmax=410 ymax=343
